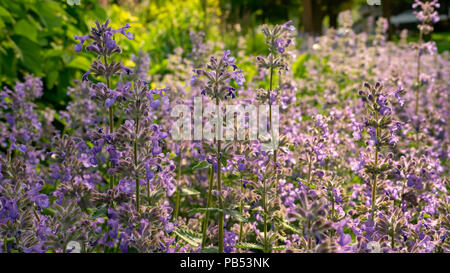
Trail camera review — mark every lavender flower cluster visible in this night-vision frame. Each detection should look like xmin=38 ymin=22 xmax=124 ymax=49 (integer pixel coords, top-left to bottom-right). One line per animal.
xmin=0 ymin=2 xmax=448 ymax=253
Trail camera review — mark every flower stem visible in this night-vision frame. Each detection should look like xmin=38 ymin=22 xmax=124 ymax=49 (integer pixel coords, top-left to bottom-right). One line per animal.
xmin=104 ymin=53 xmax=115 ymax=190
xmin=147 ymin=178 xmax=150 ymax=204
xmin=263 ymin=40 xmax=275 ymax=254
xmin=217 ymin=138 xmax=224 ymax=253
xmin=269 ymin=61 xmax=276 ymax=164
xmin=414 ymin=30 xmax=423 ymax=145
xmin=173 ymin=153 xmax=182 ymax=218
xmin=215 ymin=96 xmax=224 ymax=253
xmin=238 ymin=174 xmax=244 ymax=243
xmin=263 ymin=174 xmax=268 ymax=253
xmin=202 ymin=166 xmax=214 ymax=247
xmin=307 ymin=156 xmax=312 ymax=183
xmin=391 ymin=227 xmax=395 ymax=249
xmin=371 ymin=113 xmax=379 ymax=222
xmin=399 ymin=179 xmax=407 ymax=208
xmin=134 ymin=113 xmax=140 ymax=213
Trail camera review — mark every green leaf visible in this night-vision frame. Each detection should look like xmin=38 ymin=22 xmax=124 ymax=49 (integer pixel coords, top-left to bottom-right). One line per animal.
xmin=180 ymin=187 xmax=200 ymax=196
xmin=41 ymin=208 xmax=56 ymax=216
xmin=200 ymin=247 xmax=218 ymax=253
xmin=14 ymin=19 xmax=38 ymax=43
xmin=272 ymin=245 xmax=289 ymax=250
xmin=43 ymin=49 xmax=64 ymax=59
xmin=188 ymin=207 xmax=222 ymax=214
xmin=47 ymin=70 xmax=58 ymax=89
xmin=168 ymin=152 xmax=177 ymax=160
xmin=234 ymin=243 xmax=264 ymax=250
xmin=224 ymin=209 xmax=247 ymax=223
xmin=39 ymin=184 xmax=56 ymax=195
xmin=89 ymin=204 xmax=108 ymax=219
xmin=292 ymin=53 xmax=310 ymax=78
xmin=11 ymin=35 xmax=42 ymax=75
xmin=192 ymin=161 xmax=211 ymax=171
xmin=280 ymin=220 xmax=300 ymax=234
xmin=66 ymin=55 xmax=91 ymax=70
xmin=173 ymin=228 xmax=202 ymax=247
xmin=53 ymin=112 xmax=68 ymax=127
xmin=0 ymin=6 xmax=13 ymax=22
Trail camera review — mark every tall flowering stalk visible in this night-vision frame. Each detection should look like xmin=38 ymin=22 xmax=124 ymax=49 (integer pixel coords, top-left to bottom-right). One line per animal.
xmin=74 ymin=19 xmax=134 ymax=189
xmin=412 ymin=0 xmax=440 ymax=116
xmin=256 ymin=21 xmax=295 ymax=252
xmin=357 ymin=82 xmax=403 ymax=221
xmin=257 ymin=21 xmax=295 ymax=163
xmin=193 ymin=50 xmax=244 ymax=253
xmin=114 ymin=82 xmax=170 ymax=212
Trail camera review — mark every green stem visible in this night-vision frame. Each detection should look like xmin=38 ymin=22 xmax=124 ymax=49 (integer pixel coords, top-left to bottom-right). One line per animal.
xmin=331 ymin=190 xmax=335 ymax=222
xmin=399 ymin=179 xmax=407 ymax=208
xmin=134 ymin=113 xmax=140 ymax=213
xmin=202 ymin=166 xmax=214 ymax=247
xmin=104 ymin=53 xmax=115 ymax=190
xmin=371 ymin=112 xmax=379 ymax=222
xmin=307 ymin=156 xmax=312 ymax=183
xmin=391 ymin=228 xmax=395 ymax=250
xmin=414 ymin=30 xmax=423 ymax=116
xmin=263 ymin=174 xmax=268 ymax=253
xmin=174 ymin=154 xmax=182 ymax=218
xmin=217 ymin=138 xmax=223 ymax=253
xmin=215 ymin=95 xmax=224 ymax=253
xmin=414 ymin=30 xmax=423 ymax=145
xmin=262 ymin=39 xmax=276 ymax=254
xmin=147 ymin=179 xmax=150 ymax=204
xmin=238 ymin=174 xmax=244 ymax=243
xmin=307 ymin=220 xmax=312 ymax=250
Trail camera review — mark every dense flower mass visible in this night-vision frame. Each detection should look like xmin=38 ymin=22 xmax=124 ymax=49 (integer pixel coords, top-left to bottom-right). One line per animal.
xmin=0 ymin=3 xmax=448 ymax=254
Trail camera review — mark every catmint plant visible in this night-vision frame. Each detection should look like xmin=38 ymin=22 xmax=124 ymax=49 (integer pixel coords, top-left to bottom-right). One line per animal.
xmin=192 ymin=50 xmax=244 ymax=253
xmin=412 ymin=0 xmax=440 ymax=117
xmin=75 ymin=19 xmax=134 ymax=189
xmin=356 ymin=82 xmax=404 ymax=221
xmin=255 ymin=21 xmax=295 ymax=252
xmin=1 ymin=6 xmax=449 ymax=254
xmin=114 ymin=81 xmax=171 ymax=212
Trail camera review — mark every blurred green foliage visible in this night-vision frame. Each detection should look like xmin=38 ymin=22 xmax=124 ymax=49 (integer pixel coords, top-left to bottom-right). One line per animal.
xmin=0 ymin=0 xmax=107 ymax=107
xmin=431 ymin=32 xmax=450 ymax=53
xmin=0 ymin=0 xmax=447 ymax=109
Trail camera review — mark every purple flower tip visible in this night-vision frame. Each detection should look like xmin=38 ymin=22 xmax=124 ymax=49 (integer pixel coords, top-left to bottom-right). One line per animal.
xmin=75 ymin=43 xmax=82 ymax=52
xmin=105 ymin=97 xmax=115 ymax=107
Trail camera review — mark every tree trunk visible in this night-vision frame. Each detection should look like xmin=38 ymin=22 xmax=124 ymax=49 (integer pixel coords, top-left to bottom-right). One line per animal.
xmin=329 ymin=9 xmax=338 ymax=29
xmin=382 ymin=0 xmax=392 ymax=40
xmin=302 ymin=0 xmax=323 ymax=35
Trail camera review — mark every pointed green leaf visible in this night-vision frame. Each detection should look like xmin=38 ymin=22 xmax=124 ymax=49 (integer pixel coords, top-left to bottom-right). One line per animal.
xmin=174 ymin=228 xmax=202 ymax=247
xmin=180 ymin=187 xmax=201 ymax=196
xmin=200 ymin=247 xmax=218 ymax=253
xmin=224 ymin=209 xmax=248 ymax=223
xmin=192 ymin=161 xmax=211 ymax=171
xmin=188 ymin=207 xmax=222 ymax=214
xmin=234 ymin=243 xmax=264 ymax=250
